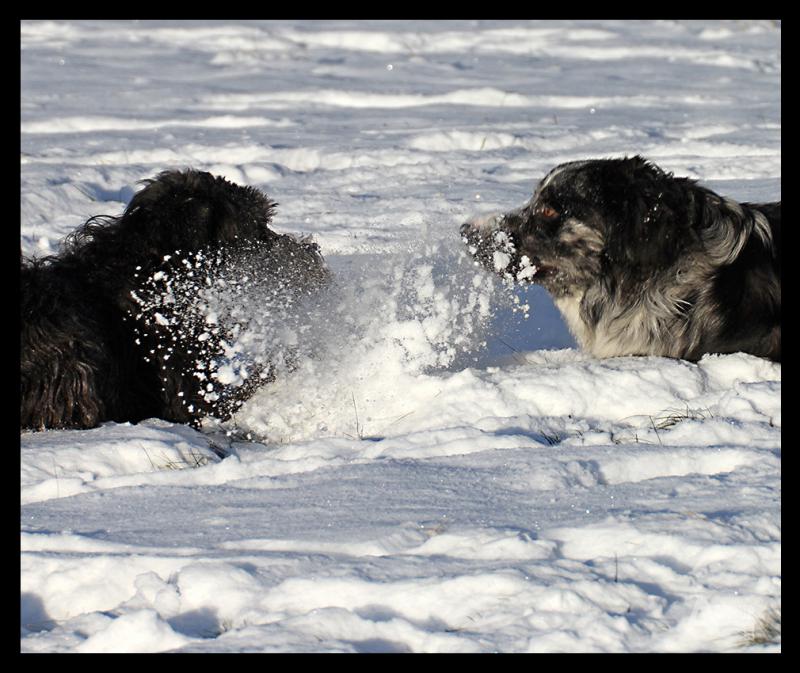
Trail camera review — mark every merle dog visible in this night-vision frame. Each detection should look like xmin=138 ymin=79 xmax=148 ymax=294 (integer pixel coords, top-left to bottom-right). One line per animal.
xmin=461 ymin=156 xmax=780 ymax=361
xmin=21 ymin=169 xmax=328 ymax=430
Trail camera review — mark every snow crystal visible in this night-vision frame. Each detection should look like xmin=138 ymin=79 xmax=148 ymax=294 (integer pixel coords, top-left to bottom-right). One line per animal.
xmin=493 ymin=250 xmax=511 ymax=272
xmin=516 ymin=255 xmax=539 ymax=281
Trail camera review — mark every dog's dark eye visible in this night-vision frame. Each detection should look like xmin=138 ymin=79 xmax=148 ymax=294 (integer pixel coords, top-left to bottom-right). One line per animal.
xmin=537 ymin=205 xmax=559 ymax=219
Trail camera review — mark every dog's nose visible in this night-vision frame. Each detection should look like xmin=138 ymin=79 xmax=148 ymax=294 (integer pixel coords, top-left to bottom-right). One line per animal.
xmin=462 ymin=213 xmax=503 ymax=236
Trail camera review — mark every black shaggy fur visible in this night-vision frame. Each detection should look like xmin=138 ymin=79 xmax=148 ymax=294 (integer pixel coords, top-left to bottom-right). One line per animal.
xmin=461 ymin=156 xmax=780 ymax=362
xmin=21 ymin=169 xmax=328 ymax=431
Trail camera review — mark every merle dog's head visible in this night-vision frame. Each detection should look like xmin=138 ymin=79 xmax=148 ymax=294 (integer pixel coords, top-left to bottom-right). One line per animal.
xmin=461 ymin=156 xmax=701 ymax=298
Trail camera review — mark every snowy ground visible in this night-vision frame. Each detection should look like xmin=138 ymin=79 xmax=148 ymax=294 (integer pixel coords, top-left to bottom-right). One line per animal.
xmin=20 ymin=20 xmax=780 ymax=653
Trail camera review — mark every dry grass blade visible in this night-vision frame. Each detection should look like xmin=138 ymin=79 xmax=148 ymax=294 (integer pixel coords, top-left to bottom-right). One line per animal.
xmin=739 ymin=606 xmax=781 ymax=647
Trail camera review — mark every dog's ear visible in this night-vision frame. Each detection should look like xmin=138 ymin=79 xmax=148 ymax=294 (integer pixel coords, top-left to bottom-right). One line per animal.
xmin=601 ymin=157 xmax=696 ymax=272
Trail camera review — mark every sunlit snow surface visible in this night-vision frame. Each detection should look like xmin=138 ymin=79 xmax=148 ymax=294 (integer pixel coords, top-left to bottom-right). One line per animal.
xmin=20 ymin=20 xmax=780 ymax=653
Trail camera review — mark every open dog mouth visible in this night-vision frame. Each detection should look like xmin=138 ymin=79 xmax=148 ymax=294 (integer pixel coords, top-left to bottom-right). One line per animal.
xmin=460 ymin=222 xmax=554 ymax=284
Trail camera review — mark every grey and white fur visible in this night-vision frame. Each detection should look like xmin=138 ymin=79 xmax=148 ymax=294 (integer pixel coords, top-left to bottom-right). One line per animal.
xmin=461 ymin=156 xmax=780 ymax=362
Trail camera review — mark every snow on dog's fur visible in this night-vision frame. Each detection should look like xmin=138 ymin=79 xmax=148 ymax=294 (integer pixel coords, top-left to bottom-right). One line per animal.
xmin=462 ymin=156 xmax=780 ymax=361
xmin=21 ymin=169 xmax=328 ymax=430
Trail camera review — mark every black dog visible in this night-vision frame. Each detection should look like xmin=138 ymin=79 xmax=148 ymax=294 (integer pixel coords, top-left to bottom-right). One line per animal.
xmin=21 ymin=169 xmax=328 ymax=430
xmin=461 ymin=156 xmax=780 ymax=362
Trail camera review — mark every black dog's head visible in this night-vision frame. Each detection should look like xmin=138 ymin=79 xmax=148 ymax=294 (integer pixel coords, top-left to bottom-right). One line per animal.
xmin=68 ymin=169 xmax=279 ymax=257
xmin=461 ymin=156 xmax=701 ymax=298
xmin=60 ymin=169 xmax=329 ymax=294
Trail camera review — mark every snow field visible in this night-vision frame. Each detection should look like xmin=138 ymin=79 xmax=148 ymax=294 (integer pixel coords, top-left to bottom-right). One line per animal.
xmin=22 ymin=350 xmax=780 ymax=652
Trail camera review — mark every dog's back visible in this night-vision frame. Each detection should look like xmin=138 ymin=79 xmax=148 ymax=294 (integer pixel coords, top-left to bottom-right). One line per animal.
xmin=701 ymin=201 xmax=780 ymax=362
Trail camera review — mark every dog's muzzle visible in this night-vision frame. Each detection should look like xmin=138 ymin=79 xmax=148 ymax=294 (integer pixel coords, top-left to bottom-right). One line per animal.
xmin=461 ymin=213 xmax=504 ymax=238
xmin=460 ymin=213 xmax=507 ymax=258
